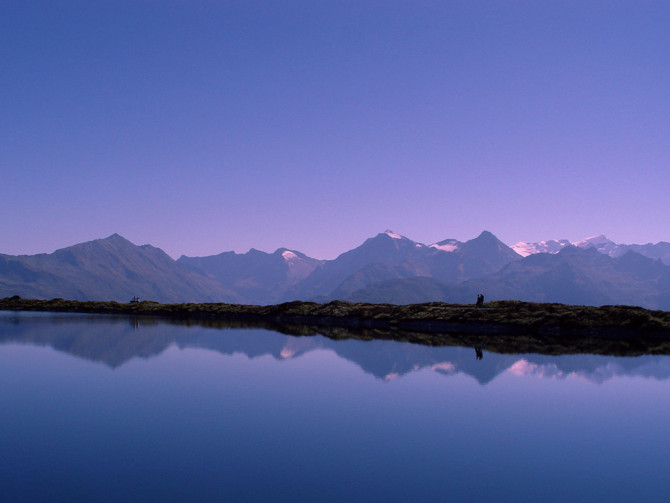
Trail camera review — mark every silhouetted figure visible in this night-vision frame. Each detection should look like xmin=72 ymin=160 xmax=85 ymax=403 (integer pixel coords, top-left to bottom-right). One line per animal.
xmin=475 ymin=294 xmax=484 ymax=308
xmin=130 ymin=296 xmax=140 ymax=303
xmin=475 ymin=347 xmax=483 ymax=360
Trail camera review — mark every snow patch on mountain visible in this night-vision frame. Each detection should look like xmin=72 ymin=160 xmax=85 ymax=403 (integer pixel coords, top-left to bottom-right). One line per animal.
xmin=574 ymin=235 xmax=612 ymax=247
xmin=511 ymin=243 xmax=537 ymax=257
xmin=431 ymin=362 xmax=456 ymax=373
xmin=280 ymin=347 xmax=296 ymax=359
xmin=384 ymin=230 xmax=403 ymax=240
xmin=507 ymin=359 xmax=569 ymax=379
xmin=282 ymin=250 xmax=298 ymax=261
xmin=430 ymin=240 xmax=460 ymax=253
xmin=513 ymin=236 xmax=623 ymax=258
xmin=574 ymin=235 xmax=620 ymax=256
xmin=512 ymin=239 xmax=572 ymax=257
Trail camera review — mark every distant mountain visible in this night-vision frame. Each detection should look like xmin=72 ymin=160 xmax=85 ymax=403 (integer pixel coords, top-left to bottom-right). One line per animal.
xmin=619 ymin=242 xmax=670 ymax=266
xmin=0 ymin=234 xmax=240 ymax=303
xmin=287 ymin=231 xmax=429 ymax=300
xmin=346 ymin=246 xmax=670 ymax=309
xmin=512 ymin=239 xmax=573 ymax=257
xmin=380 ymin=231 xmax=518 ymax=291
xmin=289 ymin=230 xmax=520 ymax=301
xmin=446 ymin=230 xmax=522 ymax=281
xmin=177 ymin=247 xmax=323 ymax=304
xmin=573 ymin=235 xmax=621 ymax=256
xmin=512 ymin=235 xmax=618 ymax=257
xmin=514 ymin=235 xmax=670 ymax=265
xmin=429 ymin=238 xmax=461 ymax=253
xmin=456 ymin=246 xmax=670 ymax=309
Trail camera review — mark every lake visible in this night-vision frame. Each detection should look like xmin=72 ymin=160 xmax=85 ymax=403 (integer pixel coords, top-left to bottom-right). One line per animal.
xmin=1 ymin=311 xmax=669 ymax=502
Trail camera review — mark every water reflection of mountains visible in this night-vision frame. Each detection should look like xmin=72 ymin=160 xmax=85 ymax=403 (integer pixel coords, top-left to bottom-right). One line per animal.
xmin=2 ymin=312 xmax=670 ymax=385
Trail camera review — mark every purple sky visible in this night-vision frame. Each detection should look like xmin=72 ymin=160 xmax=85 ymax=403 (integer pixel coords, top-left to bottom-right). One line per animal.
xmin=2 ymin=1 xmax=669 ymax=259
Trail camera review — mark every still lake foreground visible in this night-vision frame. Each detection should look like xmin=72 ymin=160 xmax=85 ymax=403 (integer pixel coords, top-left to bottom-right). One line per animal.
xmin=1 ymin=311 xmax=669 ymax=502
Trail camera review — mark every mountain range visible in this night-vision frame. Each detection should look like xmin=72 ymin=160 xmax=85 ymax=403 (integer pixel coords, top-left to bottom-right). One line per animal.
xmin=513 ymin=234 xmax=670 ymax=264
xmin=2 ymin=230 xmax=670 ymax=309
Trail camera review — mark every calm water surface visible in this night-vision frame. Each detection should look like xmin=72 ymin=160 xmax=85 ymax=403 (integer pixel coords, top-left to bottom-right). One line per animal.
xmin=1 ymin=311 xmax=669 ymax=502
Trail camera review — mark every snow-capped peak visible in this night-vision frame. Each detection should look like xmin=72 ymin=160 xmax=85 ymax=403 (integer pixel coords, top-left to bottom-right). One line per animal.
xmin=282 ymin=250 xmax=298 ymax=261
xmin=512 ymin=235 xmax=624 ymax=258
xmin=573 ymin=235 xmax=620 ymax=257
xmin=574 ymin=235 xmax=615 ymax=247
xmin=384 ymin=230 xmax=403 ymax=240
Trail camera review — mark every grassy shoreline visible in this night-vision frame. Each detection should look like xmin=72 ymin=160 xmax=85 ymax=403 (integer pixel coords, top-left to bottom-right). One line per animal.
xmin=2 ymin=296 xmax=670 ymax=335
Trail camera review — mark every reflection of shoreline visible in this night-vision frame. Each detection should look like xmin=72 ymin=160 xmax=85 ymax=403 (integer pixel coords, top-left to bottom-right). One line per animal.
xmin=2 ymin=312 xmax=670 ymax=385
xmin=2 ymin=297 xmax=670 ymax=341
xmin=165 ymin=317 xmax=670 ymax=358
xmin=4 ymin=310 xmax=670 ymax=358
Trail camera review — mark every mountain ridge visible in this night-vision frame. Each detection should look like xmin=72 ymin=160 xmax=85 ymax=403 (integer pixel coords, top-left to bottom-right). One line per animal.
xmin=2 ymin=231 xmax=670 ymax=308
xmin=0 ymin=234 xmax=241 ymax=303
xmin=513 ymin=235 xmax=670 ymax=265
xmin=348 ymin=246 xmax=670 ymax=310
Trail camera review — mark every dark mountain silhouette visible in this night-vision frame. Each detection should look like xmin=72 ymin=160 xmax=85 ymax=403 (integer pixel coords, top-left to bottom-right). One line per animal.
xmin=0 ymin=234 xmax=240 ymax=303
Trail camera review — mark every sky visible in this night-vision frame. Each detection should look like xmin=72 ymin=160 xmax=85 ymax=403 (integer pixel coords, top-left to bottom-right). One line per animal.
xmin=2 ymin=1 xmax=669 ymax=260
